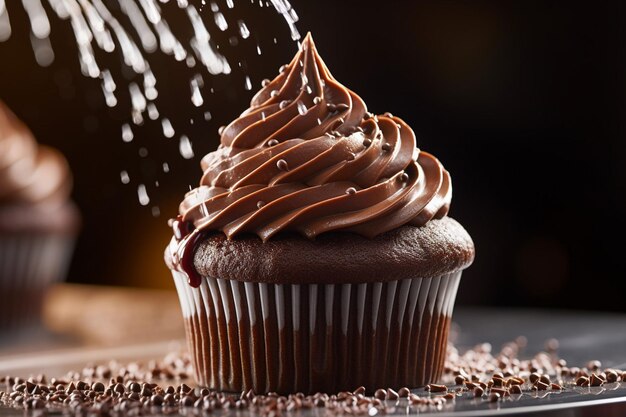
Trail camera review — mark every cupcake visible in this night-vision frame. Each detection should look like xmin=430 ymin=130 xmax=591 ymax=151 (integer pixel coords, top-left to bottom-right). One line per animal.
xmin=165 ymin=33 xmax=474 ymax=393
xmin=0 ymin=101 xmax=79 ymax=332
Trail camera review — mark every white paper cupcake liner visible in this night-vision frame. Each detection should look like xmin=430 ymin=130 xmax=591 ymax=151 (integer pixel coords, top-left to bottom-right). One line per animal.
xmin=173 ymin=268 xmax=462 ymax=394
xmin=0 ymin=234 xmax=75 ymax=331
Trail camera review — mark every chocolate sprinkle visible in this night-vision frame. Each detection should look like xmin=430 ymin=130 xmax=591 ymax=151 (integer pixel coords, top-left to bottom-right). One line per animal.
xmin=454 ymin=375 xmax=466 ymax=385
xmin=276 ymin=159 xmax=289 ymax=171
xmin=589 ymin=373 xmax=604 ymax=387
xmin=373 ymin=389 xmax=386 ymax=400
xmin=385 ymin=388 xmax=399 ymax=401
xmin=397 ymin=387 xmax=410 ymax=398
xmin=425 ymin=384 xmax=447 ymax=393
xmin=576 ymin=376 xmax=590 ymax=387
xmin=1 ymin=337 xmax=624 ymax=416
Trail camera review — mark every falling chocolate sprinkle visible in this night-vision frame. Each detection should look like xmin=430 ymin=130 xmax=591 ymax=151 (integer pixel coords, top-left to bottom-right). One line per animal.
xmin=313 ymin=96 xmax=322 ymax=104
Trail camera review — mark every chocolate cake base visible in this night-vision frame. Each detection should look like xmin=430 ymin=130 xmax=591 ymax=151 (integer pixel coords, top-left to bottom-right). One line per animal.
xmin=173 ymin=271 xmax=461 ymax=394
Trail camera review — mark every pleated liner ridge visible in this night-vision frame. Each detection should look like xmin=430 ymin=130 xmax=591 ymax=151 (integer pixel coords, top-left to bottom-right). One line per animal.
xmin=0 ymin=235 xmax=75 ymax=331
xmin=173 ymin=270 xmax=462 ymax=394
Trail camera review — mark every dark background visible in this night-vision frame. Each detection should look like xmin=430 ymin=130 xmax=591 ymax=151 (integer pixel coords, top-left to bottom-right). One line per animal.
xmin=0 ymin=0 xmax=624 ymax=310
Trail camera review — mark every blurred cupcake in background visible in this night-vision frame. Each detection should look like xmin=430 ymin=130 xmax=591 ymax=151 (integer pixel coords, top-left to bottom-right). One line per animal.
xmin=0 ymin=101 xmax=79 ymax=333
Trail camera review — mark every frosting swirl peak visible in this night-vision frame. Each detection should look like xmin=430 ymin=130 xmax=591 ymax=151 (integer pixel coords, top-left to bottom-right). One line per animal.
xmin=177 ymin=33 xmax=451 ymax=242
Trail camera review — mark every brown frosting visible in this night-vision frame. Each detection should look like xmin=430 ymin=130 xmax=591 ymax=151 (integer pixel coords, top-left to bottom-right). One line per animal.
xmin=0 ymin=101 xmax=78 ymax=233
xmin=165 ymin=217 xmax=474 ymax=285
xmin=177 ymin=33 xmax=450 ymax=240
xmin=169 ymin=33 xmax=464 ymax=286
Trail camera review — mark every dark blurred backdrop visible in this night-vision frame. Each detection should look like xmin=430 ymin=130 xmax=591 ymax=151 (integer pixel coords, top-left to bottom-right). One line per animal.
xmin=0 ymin=0 xmax=624 ymax=310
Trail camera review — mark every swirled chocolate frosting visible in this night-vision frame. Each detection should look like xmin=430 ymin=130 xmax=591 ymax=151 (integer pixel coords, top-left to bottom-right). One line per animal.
xmin=170 ymin=33 xmax=453 ymax=286
xmin=175 ymin=33 xmax=451 ymax=246
xmin=0 ymin=101 xmax=76 ymax=231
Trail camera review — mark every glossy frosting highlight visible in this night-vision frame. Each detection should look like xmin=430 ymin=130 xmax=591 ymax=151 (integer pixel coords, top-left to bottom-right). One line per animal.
xmin=177 ymin=33 xmax=451 ymax=244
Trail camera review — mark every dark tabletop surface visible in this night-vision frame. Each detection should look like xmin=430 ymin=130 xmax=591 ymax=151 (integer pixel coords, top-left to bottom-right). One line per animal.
xmin=2 ymin=305 xmax=626 ymax=416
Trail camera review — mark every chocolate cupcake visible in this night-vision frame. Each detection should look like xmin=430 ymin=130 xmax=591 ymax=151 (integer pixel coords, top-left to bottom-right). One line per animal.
xmin=165 ymin=34 xmax=474 ymax=393
xmin=0 ymin=101 xmax=79 ymax=332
